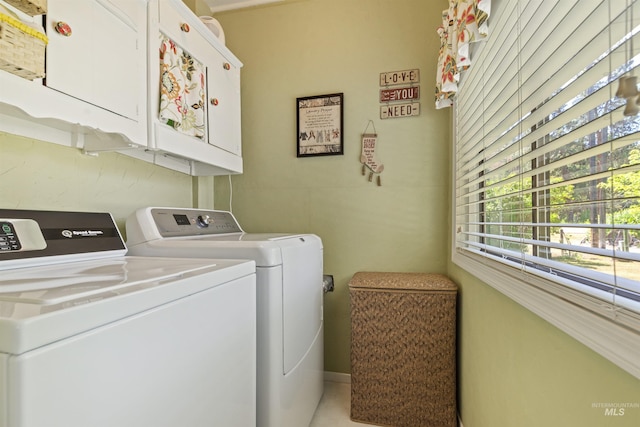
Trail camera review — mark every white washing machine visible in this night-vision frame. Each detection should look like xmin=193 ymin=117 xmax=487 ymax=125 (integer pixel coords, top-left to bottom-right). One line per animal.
xmin=126 ymin=207 xmax=324 ymax=427
xmin=0 ymin=209 xmax=256 ymax=427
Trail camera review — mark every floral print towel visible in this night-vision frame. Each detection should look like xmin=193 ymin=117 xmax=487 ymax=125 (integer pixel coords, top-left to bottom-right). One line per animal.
xmin=159 ymin=35 xmax=206 ymax=139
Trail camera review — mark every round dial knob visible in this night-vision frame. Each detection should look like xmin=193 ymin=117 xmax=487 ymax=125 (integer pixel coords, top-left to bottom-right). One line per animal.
xmin=196 ymin=215 xmax=211 ymax=228
xmin=54 ymin=21 xmax=73 ymax=36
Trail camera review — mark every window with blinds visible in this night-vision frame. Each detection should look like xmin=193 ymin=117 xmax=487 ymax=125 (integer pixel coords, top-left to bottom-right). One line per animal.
xmin=453 ymin=0 xmax=640 ymax=378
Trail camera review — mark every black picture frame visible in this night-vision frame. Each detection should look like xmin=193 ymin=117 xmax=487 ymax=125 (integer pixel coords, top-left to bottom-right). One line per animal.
xmin=296 ymin=93 xmax=344 ymax=157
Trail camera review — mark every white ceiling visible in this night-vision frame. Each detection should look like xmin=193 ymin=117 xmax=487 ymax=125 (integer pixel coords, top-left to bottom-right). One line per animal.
xmin=202 ymin=0 xmax=284 ymax=13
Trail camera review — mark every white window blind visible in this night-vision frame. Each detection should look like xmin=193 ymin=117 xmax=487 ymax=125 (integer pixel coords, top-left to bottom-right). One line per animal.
xmin=453 ymin=0 xmax=640 ymax=378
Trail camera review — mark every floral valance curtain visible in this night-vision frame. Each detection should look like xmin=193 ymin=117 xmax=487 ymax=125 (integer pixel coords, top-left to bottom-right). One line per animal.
xmin=435 ymin=0 xmax=491 ymax=109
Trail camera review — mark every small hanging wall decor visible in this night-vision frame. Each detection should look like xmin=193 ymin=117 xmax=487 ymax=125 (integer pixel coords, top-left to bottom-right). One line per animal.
xmin=360 ymin=120 xmax=384 ymax=186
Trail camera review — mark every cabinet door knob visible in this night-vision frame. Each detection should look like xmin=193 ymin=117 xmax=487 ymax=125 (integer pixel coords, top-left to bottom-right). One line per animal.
xmin=180 ymin=23 xmax=190 ymax=32
xmin=54 ymin=21 xmax=72 ymax=36
xmin=223 ymin=62 xmax=231 ymax=70
xmin=210 ymin=98 xmax=219 ymax=106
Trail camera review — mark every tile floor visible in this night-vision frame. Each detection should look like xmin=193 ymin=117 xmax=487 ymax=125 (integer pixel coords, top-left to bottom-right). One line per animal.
xmin=310 ymin=380 xmax=462 ymax=427
xmin=309 ymin=381 xmax=373 ymax=427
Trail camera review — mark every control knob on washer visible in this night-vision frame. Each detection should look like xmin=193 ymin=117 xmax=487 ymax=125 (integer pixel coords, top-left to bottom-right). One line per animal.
xmin=196 ymin=215 xmax=211 ymax=228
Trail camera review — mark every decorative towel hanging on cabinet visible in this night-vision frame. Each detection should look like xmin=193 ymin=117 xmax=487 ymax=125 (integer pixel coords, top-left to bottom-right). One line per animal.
xmin=159 ymin=35 xmax=206 ymax=139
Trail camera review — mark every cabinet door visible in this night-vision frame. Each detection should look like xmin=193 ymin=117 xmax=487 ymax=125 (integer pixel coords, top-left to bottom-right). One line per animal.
xmin=45 ymin=0 xmax=140 ymax=120
xmin=150 ymin=0 xmax=243 ymax=175
xmin=207 ymin=50 xmax=241 ymax=156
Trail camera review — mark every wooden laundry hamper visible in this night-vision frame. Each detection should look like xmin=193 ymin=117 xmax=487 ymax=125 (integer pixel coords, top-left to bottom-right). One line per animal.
xmin=349 ymin=272 xmax=457 ymax=427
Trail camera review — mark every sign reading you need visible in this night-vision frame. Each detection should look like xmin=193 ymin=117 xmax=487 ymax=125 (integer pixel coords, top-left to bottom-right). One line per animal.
xmin=379 ymin=68 xmax=420 ymax=119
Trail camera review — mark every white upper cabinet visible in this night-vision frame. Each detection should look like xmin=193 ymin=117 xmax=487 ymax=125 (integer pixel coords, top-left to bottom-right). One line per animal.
xmin=0 ymin=0 xmax=147 ymax=148
xmin=0 ymin=0 xmax=243 ymax=176
xmin=147 ymin=0 xmax=243 ymax=175
xmin=45 ymin=0 xmax=140 ymax=122
xmin=207 ymin=46 xmax=241 ymax=156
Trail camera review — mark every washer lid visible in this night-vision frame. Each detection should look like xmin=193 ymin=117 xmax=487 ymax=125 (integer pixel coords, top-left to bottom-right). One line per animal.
xmin=0 ymin=256 xmax=222 ymax=305
xmin=0 ymin=256 xmax=256 ymax=354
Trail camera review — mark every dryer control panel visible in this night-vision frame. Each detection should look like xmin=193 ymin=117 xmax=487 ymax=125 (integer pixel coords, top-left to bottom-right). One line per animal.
xmin=150 ymin=208 xmax=244 ymax=237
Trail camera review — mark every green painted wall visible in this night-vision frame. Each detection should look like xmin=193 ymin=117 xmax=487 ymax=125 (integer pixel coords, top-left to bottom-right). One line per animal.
xmin=0 ymin=132 xmax=195 ymax=230
xmin=212 ymin=0 xmax=640 ymax=425
xmin=449 ymin=263 xmax=640 ymax=427
xmin=212 ymin=0 xmax=449 ymax=374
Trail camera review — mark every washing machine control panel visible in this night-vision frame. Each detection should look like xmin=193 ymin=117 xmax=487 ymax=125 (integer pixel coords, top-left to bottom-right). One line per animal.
xmin=0 ymin=219 xmax=47 ymax=252
xmin=150 ymin=208 xmax=243 ymax=237
xmin=0 ymin=210 xmax=127 ymax=268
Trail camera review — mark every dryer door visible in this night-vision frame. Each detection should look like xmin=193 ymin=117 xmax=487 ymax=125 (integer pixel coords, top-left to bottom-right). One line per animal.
xmin=280 ymin=235 xmax=323 ymax=374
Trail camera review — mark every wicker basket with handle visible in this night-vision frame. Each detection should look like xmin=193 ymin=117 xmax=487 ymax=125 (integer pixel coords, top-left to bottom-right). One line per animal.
xmin=0 ymin=4 xmax=47 ymax=80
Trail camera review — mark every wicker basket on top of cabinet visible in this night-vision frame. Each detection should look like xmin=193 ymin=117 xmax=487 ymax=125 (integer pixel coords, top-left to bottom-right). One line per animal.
xmin=0 ymin=5 xmax=47 ymax=80
xmin=3 ymin=0 xmax=46 ymax=16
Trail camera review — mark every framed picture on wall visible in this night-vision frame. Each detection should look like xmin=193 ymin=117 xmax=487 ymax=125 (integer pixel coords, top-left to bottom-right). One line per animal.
xmin=296 ymin=93 xmax=344 ymax=157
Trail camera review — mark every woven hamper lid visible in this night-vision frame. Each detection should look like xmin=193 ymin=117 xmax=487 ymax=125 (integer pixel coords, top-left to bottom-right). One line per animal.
xmin=348 ymin=271 xmax=457 ymax=292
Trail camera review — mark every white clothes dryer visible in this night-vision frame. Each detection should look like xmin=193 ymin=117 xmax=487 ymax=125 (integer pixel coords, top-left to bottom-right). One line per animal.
xmin=126 ymin=207 xmax=324 ymax=427
xmin=0 ymin=209 xmax=256 ymax=427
